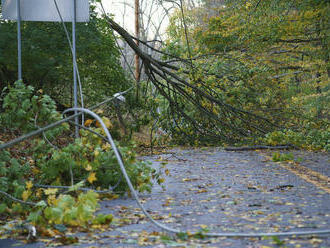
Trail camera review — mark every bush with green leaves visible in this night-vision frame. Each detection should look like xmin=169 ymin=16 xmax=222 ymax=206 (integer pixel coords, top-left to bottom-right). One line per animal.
xmin=0 ymin=150 xmax=30 ymax=201
xmin=0 ymin=81 xmax=163 ymax=229
xmin=0 ymin=80 xmax=63 ymax=133
xmin=27 ymin=190 xmax=113 ymax=227
xmin=31 ymin=136 xmax=160 ymax=194
xmin=263 ymin=128 xmax=330 ymax=151
xmin=272 ymin=152 xmax=294 ymax=162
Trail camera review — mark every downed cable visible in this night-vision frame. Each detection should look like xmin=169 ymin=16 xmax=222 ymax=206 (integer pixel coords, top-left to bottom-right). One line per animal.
xmin=1 ymin=107 xmax=330 ymax=237
xmin=63 ymin=107 xmax=330 ymax=237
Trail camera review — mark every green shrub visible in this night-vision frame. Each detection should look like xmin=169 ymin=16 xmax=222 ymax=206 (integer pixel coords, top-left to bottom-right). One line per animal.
xmin=31 ymin=137 xmax=159 ymax=194
xmin=0 ymin=81 xmax=163 ymax=229
xmin=0 ymin=80 xmax=61 ymax=133
xmin=264 ymin=128 xmax=329 ymax=151
xmin=272 ymin=152 xmax=294 ymax=162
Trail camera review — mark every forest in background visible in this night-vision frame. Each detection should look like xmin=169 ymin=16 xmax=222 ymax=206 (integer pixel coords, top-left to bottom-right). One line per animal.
xmin=161 ymin=0 xmax=329 ymax=147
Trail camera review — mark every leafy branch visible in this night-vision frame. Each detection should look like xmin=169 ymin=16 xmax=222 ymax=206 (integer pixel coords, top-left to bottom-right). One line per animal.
xmin=101 ymin=5 xmax=277 ymax=143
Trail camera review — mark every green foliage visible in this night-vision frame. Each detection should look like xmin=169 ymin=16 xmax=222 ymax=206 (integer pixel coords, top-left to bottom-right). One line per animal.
xmin=176 ymin=232 xmax=189 ymax=241
xmin=0 ymin=81 xmax=162 ymax=229
xmin=264 ymin=130 xmax=304 ymax=147
xmin=92 ymin=213 xmax=113 ymax=225
xmin=272 ymin=152 xmax=294 ymax=162
xmin=263 ymin=235 xmax=286 ymax=246
xmin=0 ymin=80 xmax=62 ymax=133
xmin=0 ymin=3 xmax=129 ymax=107
xmin=31 ymin=136 xmax=159 ymax=194
xmin=0 ymin=203 xmax=6 ymax=214
xmin=192 ymin=230 xmax=207 ymax=239
xmin=27 ymin=190 xmax=113 ymax=227
xmin=264 ymin=128 xmax=329 ymax=151
xmin=0 ymin=149 xmax=31 ymax=200
xmin=42 ymin=191 xmax=98 ymax=226
xmin=161 ymin=0 xmax=329 ymax=145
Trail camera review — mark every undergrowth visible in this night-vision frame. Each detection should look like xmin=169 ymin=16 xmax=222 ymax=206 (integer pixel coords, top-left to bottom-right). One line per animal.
xmin=262 ymin=128 xmax=329 ymax=152
xmin=0 ymin=81 xmax=164 ymax=232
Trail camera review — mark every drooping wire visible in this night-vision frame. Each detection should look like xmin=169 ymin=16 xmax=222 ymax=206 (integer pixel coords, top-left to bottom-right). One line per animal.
xmin=1 ymin=105 xmax=330 ymax=237
xmin=63 ymin=107 xmax=330 ymax=238
xmin=0 ymin=87 xmax=133 ymax=150
xmin=67 ymin=120 xmax=123 ymax=190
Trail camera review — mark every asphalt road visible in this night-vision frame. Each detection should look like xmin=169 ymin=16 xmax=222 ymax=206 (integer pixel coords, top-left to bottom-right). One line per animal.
xmin=1 ymin=148 xmax=329 ymax=247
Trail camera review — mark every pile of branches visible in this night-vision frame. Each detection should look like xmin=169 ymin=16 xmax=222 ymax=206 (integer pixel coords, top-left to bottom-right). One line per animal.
xmin=102 ymin=10 xmax=277 ymax=143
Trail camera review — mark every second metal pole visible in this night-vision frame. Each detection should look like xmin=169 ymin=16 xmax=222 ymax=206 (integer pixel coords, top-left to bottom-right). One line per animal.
xmin=17 ymin=0 xmax=22 ymax=80
xmin=72 ymin=0 xmax=79 ymax=138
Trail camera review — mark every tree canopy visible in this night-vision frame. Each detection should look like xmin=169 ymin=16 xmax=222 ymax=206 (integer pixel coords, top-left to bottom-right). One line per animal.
xmin=0 ymin=4 xmax=129 ymax=107
xmin=159 ymin=0 xmax=329 ymax=145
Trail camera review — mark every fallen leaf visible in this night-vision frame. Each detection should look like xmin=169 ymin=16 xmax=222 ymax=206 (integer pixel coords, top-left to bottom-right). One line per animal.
xmin=182 ymin=178 xmax=198 ymax=182
xmin=96 ymin=109 xmax=104 ymax=114
xmin=44 ymin=188 xmax=58 ymax=195
xmin=26 ymin=181 xmax=33 ymax=190
xmin=85 ymin=164 xmax=92 ymax=171
xmin=96 ymin=117 xmax=112 ymax=129
xmin=88 ymin=172 xmax=97 ymax=184
xmin=57 ymin=235 xmax=79 ymax=245
xmin=310 ymin=238 xmax=323 ymax=245
xmin=94 ymin=149 xmax=100 ymax=157
xmin=84 ymin=119 xmax=93 ymax=126
xmin=22 ymin=191 xmax=30 ymax=201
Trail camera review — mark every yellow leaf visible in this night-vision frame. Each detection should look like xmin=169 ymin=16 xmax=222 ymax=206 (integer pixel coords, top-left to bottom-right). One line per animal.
xmin=95 ymin=120 xmax=101 ymax=128
xmin=95 ymin=117 xmax=112 ymax=129
xmin=94 ymin=149 xmax=100 ymax=157
xmin=182 ymin=178 xmax=197 ymax=182
xmin=310 ymin=238 xmax=323 ymax=245
xmin=44 ymin=188 xmax=58 ymax=195
xmin=102 ymin=117 xmax=112 ymax=129
xmin=47 ymin=194 xmax=57 ymax=205
xmin=36 ymin=189 xmax=43 ymax=198
xmin=165 ymin=169 xmax=170 ymax=176
xmin=102 ymin=143 xmax=111 ymax=151
xmin=32 ymin=167 xmax=40 ymax=174
xmin=22 ymin=191 xmax=30 ymax=201
xmin=85 ymin=164 xmax=92 ymax=171
xmin=88 ymin=172 xmax=97 ymax=184
xmin=84 ymin=119 xmax=93 ymax=127
xmin=197 ymin=189 xmax=208 ymax=193
xmin=96 ymin=109 xmax=104 ymax=114
xmin=26 ymin=181 xmax=33 ymax=190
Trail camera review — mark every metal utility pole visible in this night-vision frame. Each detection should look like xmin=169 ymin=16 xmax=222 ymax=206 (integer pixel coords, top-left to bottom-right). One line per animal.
xmin=72 ymin=0 xmax=79 ymax=138
xmin=3 ymin=0 xmax=89 ymax=121
xmin=135 ymin=0 xmax=140 ymax=92
xmin=17 ymin=0 xmax=22 ymax=80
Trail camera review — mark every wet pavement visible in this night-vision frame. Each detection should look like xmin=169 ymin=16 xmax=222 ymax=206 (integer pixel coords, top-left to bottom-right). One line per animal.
xmin=1 ymin=148 xmax=329 ymax=247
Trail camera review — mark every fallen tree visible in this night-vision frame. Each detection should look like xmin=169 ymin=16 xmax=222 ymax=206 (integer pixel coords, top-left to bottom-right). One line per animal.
xmin=101 ymin=5 xmax=278 ymax=144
